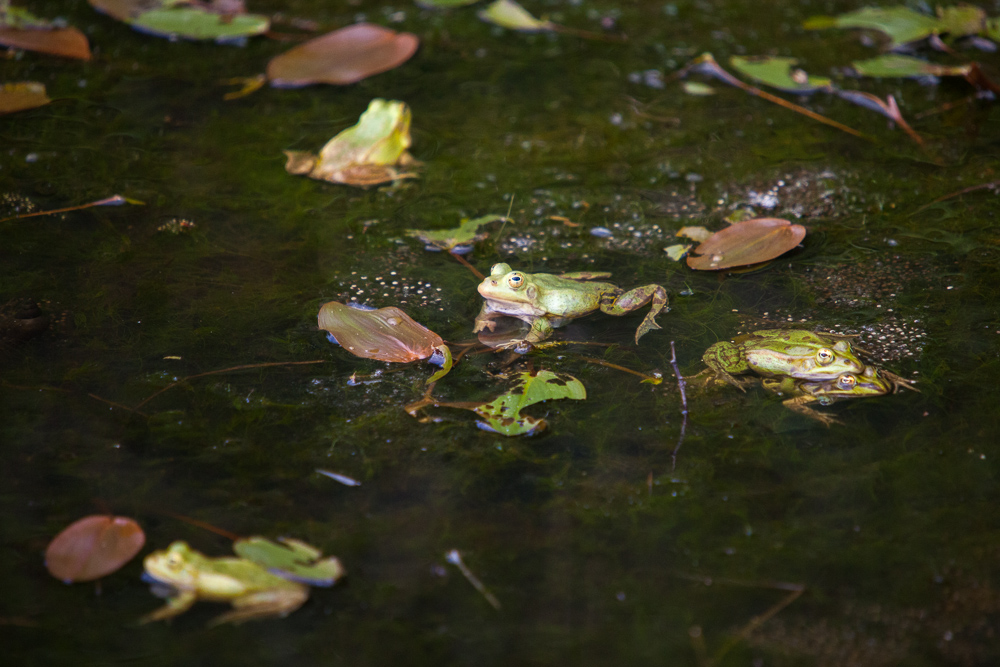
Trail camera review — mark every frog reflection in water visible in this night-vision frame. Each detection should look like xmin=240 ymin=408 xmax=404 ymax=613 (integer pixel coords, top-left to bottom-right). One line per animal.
xmin=140 ymin=541 xmax=309 ymax=626
xmin=702 ymin=329 xmax=865 ymax=388
xmin=473 ymin=263 xmax=668 ymax=347
xmin=763 ymin=366 xmax=917 ymax=426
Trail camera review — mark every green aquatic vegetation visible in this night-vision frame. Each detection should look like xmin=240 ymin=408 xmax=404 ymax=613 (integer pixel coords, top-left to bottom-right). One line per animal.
xmin=232 ymin=536 xmax=345 ymax=587
xmin=474 ymin=370 xmax=586 ymax=436
xmin=729 ymin=56 xmax=831 ymax=94
xmin=803 ymin=5 xmax=988 ymax=48
xmin=406 ymin=214 xmax=507 ymax=253
xmin=89 ymin=0 xmax=269 ymax=42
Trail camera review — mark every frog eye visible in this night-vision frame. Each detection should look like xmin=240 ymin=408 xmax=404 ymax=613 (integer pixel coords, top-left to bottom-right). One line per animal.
xmin=507 ymin=272 xmax=526 ymax=290
xmin=816 ymin=348 xmax=834 ymax=365
xmin=837 ymin=374 xmax=857 ymax=389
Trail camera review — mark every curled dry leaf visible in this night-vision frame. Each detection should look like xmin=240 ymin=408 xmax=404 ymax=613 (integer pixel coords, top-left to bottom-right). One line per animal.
xmin=318 ymin=301 xmax=452 ymax=381
xmin=284 ymin=98 xmax=418 ymax=187
xmin=45 ymin=515 xmax=146 ymax=583
xmin=267 ymin=23 xmax=419 ymax=87
xmin=686 ymin=218 xmax=806 ymax=271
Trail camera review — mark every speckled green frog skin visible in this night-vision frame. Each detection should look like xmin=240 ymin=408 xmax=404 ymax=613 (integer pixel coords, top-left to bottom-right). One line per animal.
xmin=702 ymin=329 xmax=866 ymax=388
xmin=140 ymin=541 xmax=309 ymax=626
xmin=762 ymin=365 xmax=917 ymax=426
xmin=473 ymin=263 xmax=668 ymax=346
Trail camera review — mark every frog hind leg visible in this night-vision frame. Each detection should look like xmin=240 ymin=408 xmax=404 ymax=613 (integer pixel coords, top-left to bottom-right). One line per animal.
xmin=781 ymin=396 xmax=840 ymax=427
xmin=701 ymin=341 xmax=749 ymax=391
xmin=208 ymin=586 xmax=310 ymax=626
xmin=600 ymin=285 xmax=668 ymax=344
xmin=139 ymin=591 xmax=198 ymax=624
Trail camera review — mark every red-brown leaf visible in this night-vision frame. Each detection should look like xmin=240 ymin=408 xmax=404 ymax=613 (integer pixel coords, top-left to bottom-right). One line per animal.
xmin=318 ymin=301 xmax=443 ymax=362
xmin=0 ymin=27 xmax=91 ymax=60
xmin=686 ymin=218 xmax=806 ymax=270
xmin=267 ymin=23 xmax=419 ymax=87
xmin=45 ymin=515 xmax=146 ymax=583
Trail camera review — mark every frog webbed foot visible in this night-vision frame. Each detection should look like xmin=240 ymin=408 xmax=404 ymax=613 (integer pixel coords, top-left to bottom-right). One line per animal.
xmin=600 ymin=285 xmax=669 ymax=344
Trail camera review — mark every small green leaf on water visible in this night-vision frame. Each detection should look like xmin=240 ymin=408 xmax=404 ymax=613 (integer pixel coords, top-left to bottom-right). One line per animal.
xmin=804 ymin=6 xmax=947 ymax=48
xmin=233 ymin=537 xmax=345 ymax=587
xmin=686 ymin=218 xmax=806 ymax=271
xmin=0 ymin=82 xmax=50 ymax=114
xmin=474 ymin=370 xmax=586 ymax=436
xmin=406 ymin=214 xmax=507 ymax=252
xmin=851 ymin=54 xmax=971 ymax=78
xmin=285 ymin=99 xmax=418 ymax=187
xmin=478 ymin=0 xmax=554 ymax=32
xmin=663 ymin=244 xmax=692 ymax=261
xmin=681 ymin=81 xmax=715 ymax=96
xmin=730 ymin=56 xmax=831 ymax=93
xmin=130 ymin=8 xmax=269 ymax=41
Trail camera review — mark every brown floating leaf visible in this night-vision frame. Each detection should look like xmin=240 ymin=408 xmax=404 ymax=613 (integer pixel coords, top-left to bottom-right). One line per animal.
xmin=0 ymin=82 xmax=50 ymax=114
xmin=267 ymin=23 xmax=419 ymax=87
xmin=0 ymin=26 xmax=91 ymax=60
xmin=318 ymin=301 xmax=443 ymax=363
xmin=45 ymin=515 xmax=146 ymax=583
xmin=686 ymin=218 xmax=806 ymax=271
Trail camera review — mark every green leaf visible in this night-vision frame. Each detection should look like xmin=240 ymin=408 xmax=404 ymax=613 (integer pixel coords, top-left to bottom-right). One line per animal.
xmin=804 ymin=7 xmax=942 ymax=47
xmin=851 ymin=54 xmax=971 ymax=78
xmin=131 ymin=7 xmax=269 ymax=41
xmin=474 ymin=370 xmax=586 ymax=436
xmin=406 ymin=214 xmax=507 ymax=252
xmin=729 ymin=56 xmax=831 ymax=94
xmin=233 ymin=537 xmax=345 ymax=587
xmin=681 ymin=81 xmax=715 ymax=96
xmin=478 ymin=0 xmax=554 ymax=32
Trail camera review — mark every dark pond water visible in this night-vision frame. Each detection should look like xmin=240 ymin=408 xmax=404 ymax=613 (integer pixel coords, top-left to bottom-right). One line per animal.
xmin=4 ymin=1 xmax=1000 ymax=665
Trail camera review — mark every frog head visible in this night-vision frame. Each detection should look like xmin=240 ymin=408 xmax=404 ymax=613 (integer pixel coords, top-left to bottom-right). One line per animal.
xmin=477 ymin=263 xmax=539 ymax=306
xmin=143 ymin=541 xmax=201 ymax=589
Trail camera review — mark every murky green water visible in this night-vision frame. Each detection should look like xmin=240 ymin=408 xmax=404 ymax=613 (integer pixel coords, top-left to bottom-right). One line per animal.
xmin=3 ymin=1 xmax=1000 ymax=665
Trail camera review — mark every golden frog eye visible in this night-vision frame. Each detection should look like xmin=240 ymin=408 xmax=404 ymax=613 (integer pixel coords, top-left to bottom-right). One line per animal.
xmin=837 ymin=374 xmax=857 ymax=389
xmin=816 ymin=348 xmax=834 ymax=365
xmin=507 ymin=272 xmax=525 ymax=289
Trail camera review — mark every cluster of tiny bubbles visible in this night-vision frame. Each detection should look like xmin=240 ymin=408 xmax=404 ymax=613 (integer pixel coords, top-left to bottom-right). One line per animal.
xmin=718 ymin=168 xmax=863 ymax=220
xmin=332 ymin=271 xmax=445 ymax=311
xmin=1 ymin=192 xmax=56 ymax=220
xmin=156 ymin=218 xmax=197 ymax=234
xmin=802 ymin=254 xmax=941 ymax=311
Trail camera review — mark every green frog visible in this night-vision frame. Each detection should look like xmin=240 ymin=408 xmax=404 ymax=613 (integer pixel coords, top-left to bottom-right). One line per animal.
xmin=140 ymin=541 xmax=310 ymax=626
xmin=702 ymin=329 xmax=866 ymax=389
xmin=473 ymin=263 xmax=668 ymax=346
xmin=762 ymin=365 xmax=917 ymax=426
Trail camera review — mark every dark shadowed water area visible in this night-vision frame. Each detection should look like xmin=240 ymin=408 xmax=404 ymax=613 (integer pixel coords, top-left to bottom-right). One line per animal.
xmin=3 ymin=1 xmax=1000 ymax=665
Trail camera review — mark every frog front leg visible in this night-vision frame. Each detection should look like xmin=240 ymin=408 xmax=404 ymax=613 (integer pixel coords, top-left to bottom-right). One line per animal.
xmin=599 ymin=285 xmax=668 ymax=344
xmin=473 ymin=302 xmax=504 ymax=334
xmin=139 ymin=590 xmax=198 ymax=624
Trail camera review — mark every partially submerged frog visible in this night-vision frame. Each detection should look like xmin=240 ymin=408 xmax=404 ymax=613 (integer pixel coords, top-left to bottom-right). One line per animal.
xmin=703 ymin=329 xmax=865 ymax=388
xmin=762 ymin=365 xmax=918 ymax=426
xmin=140 ymin=541 xmax=309 ymax=626
xmin=473 ymin=263 xmax=668 ymax=347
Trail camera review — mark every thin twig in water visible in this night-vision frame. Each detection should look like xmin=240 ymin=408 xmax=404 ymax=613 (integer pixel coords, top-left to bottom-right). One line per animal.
xmin=445 ymin=550 xmax=501 ymax=610
xmin=668 ymin=341 xmax=688 ymax=471
xmin=135 ymin=360 xmax=327 ymax=409
xmin=449 ymin=251 xmax=485 ymax=279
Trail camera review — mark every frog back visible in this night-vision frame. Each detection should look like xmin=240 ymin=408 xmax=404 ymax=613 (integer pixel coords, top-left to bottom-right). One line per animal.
xmin=531 ymin=273 xmax=615 ymax=318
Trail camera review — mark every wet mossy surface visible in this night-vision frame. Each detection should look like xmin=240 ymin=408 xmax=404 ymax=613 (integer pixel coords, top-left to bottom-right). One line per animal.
xmin=3 ymin=1 xmax=1000 ymax=665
